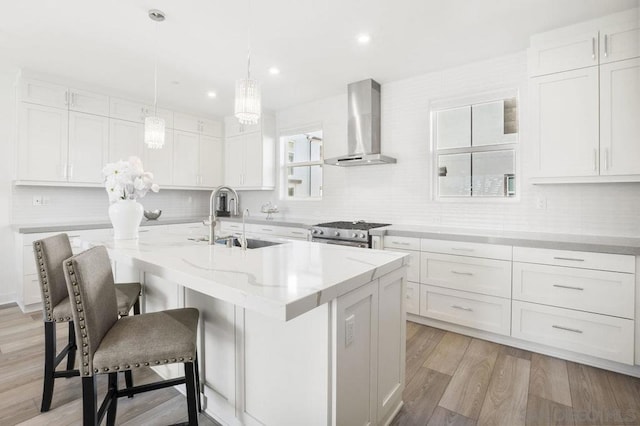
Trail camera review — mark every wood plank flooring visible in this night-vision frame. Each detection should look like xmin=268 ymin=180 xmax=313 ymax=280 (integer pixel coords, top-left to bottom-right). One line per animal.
xmin=4 ymin=304 xmax=640 ymax=425
xmin=393 ymin=321 xmax=640 ymax=426
xmin=0 ymin=304 xmax=218 ymax=426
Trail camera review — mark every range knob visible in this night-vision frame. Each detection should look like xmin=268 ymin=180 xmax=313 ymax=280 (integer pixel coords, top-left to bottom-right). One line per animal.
xmin=317 ymin=229 xmax=324 ymax=235
xmin=359 ymin=233 xmax=366 ymax=239
xmin=311 ymin=229 xmax=318 ymax=235
xmin=351 ymin=233 xmax=358 ymax=238
xmin=334 ymin=231 xmax=340 ymax=237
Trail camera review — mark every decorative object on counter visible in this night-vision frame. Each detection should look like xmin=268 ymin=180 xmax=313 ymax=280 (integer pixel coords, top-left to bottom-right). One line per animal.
xmin=234 ymin=0 xmax=261 ymax=125
xmin=144 ymin=9 xmax=166 ymax=149
xmin=261 ymin=201 xmax=278 ymax=220
xmin=143 ymin=209 xmax=162 ymax=220
xmin=103 ymin=156 xmax=160 ymax=239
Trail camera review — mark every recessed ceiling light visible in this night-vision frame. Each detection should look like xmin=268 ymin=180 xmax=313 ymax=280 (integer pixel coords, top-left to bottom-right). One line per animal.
xmin=207 ymin=91 xmax=217 ymax=98
xmin=269 ymin=67 xmax=280 ymax=75
xmin=171 ymin=80 xmax=180 ymax=85
xmin=357 ymin=33 xmax=371 ymax=44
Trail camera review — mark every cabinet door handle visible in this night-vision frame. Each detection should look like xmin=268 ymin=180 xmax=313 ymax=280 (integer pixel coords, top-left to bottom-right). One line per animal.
xmin=451 ymin=270 xmax=473 ymax=276
xmin=592 ymin=37 xmax=596 ymax=60
xmin=451 ymin=305 xmax=473 ymax=312
xmin=553 ymin=284 xmax=584 ymax=291
xmin=593 ymin=148 xmax=598 ymax=171
xmin=291 ymin=231 xmax=305 ymax=235
xmin=62 ymin=163 xmax=68 ymax=178
xmin=65 ymin=91 xmax=69 ymax=106
xmin=604 ymin=148 xmax=609 ymax=171
xmin=451 ymin=247 xmax=474 ymax=252
xmin=68 ymin=164 xmax=73 ymax=180
xmin=261 ymin=228 xmax=274 ymax=232
xmin=553 ymin=256 xmax=585 ymax=262
xmin=604 ymin=34 xmax=608 ymax=57
xmin=71 ymin=92 xmax=76 ymax=106
xmin=394 ymin=241 xmax=410 ymax=246
xmin=552 ymin=325 xmax=583 ymax=334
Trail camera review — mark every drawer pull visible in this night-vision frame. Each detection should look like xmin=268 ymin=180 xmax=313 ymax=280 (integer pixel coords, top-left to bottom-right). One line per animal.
xmin=68 ymin=234 xmax=81 ymax=238
xmin=393 ymin=242 xmax=410 ymax=246
xmin=553 ymin=284 xmax=584 ymax=291
xmin=452 ymin=247 xmax=474 ymax=252
xmin=553 ymin=257 xmax=585 ymax=262
xmin=261 ymin=228 xmax=274 ymax=232
xmin=552 ymin=325 xmax=583 ymax=334
xmin=291 ymin=231 xmax=306 ymax=235
xmin=451 ymin=305 xmax=473 ymax=312
xmin=451 ymin=270 xmax=474 ymax=276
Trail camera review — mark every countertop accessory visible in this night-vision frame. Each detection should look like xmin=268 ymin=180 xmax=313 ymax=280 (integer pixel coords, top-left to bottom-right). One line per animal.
xmin=143 ymin=209 xmax=162 ymax=220
xmin=261 ymin=202 xmax=278 ymax=220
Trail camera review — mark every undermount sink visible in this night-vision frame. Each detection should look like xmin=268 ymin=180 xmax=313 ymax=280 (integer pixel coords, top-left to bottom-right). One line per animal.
xmin=214 ymin=237 xmax=282 ymax=249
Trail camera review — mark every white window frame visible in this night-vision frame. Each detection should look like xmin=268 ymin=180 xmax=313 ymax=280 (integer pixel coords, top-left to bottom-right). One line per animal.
xmin=279 ymin=123 xmax=324 ymax=201
xmin=430 ymin=88 xmax=520 ymax=202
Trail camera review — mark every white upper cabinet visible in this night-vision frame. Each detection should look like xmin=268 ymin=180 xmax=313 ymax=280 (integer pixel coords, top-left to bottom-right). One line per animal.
xmin=109 ymin=119 xmax=143 ymax=162
xmin=530 ymin=67 xmax=600 ymax=178
xmin=200 ymin=118 xmax=222 ymax=137
xmin=20 ymin=79 xmax=68 ymax=109
xmin=224 ymin=115 xmax=260 ymax=137
xmin=69 ymin=89 xmax=109 ymax=116
xmin=224 ymin=115 xmax=275 ymax=190
xmin=199 ymin=136 xmax=223 ymax=187
xmin=144 ymin=130 xmax=174 ymax=186
xmin=600 ymin=58 xmax=640 ymax=175
xmin=529 ymin=8 xmax=639 ymax=76
xmin=145 ymin=106 xmax=174 ymax=129
xmin=110 ymin=97 xmax=147 ymax=123
xmin=175 ymin=112 xmax=222 ymax=137
xmin=68 ymin=112 xmax=109 ymax=183
xmin=173 ymin=131 xmax=222 ymax=188
xmin=18 ymin=103 xmax=69 ymax=181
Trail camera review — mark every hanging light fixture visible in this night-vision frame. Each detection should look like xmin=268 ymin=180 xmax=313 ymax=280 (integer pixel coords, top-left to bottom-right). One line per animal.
xmin=145 ymin=9 xmax=166 ymax=149
xmin=234 ymin=0 xmax=261 ymax=125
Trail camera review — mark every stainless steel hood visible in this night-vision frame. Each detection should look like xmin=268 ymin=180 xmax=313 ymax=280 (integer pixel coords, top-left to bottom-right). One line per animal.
xmin=324 ymin=79 xmax=396 ymax=166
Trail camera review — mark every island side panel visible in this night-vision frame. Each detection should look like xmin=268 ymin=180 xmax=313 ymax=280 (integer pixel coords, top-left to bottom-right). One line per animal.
xmin=240 ymin=304 xmax=331 ymax=426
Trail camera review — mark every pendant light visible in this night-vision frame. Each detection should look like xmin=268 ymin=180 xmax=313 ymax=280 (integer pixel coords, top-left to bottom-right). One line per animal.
xmin=145 ymin=9 xmax=166 ymax=149
xmin=234 ymin=0 xmax=261 ymax=125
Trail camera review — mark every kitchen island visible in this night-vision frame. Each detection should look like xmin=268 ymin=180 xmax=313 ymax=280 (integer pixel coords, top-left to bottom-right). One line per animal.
xmin=82 ymin=229 xmax=409 ymax=426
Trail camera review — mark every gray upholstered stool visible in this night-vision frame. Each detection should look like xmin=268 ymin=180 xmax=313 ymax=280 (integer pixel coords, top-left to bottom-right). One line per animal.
xmin=33 ymin=233 xmax=142 ymax=412
xmin=63 ymin=245 xmax=200 ymax=426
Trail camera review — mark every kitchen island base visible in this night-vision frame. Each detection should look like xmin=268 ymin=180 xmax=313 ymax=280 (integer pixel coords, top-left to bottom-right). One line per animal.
xmin=132 ymin=266 xmax=406 ymax=426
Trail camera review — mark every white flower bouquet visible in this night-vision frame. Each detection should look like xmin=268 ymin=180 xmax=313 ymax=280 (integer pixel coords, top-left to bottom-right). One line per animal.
xmin=102 ymin=156 xmax=160 ymax=203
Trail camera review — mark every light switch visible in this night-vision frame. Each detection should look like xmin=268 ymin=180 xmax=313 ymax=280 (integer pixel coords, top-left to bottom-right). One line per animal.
xmin=345 ymin=314 xmax=355 ymax=346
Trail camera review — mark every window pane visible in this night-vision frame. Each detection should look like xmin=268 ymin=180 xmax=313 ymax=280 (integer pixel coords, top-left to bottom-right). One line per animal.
xmin=472 ymin=150 xmax=515 ymax=197
xmin=287 ymin=165 xmax=322 ymax=198
xmin=285 ymin=132 xmax=323 ymax=164
xmin=436 ymin=106 xmax=471 ymax=149
xmin=438 ymin=153 xmax=471 ymax=197
xmin=472 ymin=99 xmax=518 ymax=146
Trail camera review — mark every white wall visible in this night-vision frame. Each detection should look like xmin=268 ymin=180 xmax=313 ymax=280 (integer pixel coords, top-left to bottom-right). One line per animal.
xmin=240 ymin=52 xmax=640 ymax=237
xmin=0 ymin=69 xmax=17 ymax=303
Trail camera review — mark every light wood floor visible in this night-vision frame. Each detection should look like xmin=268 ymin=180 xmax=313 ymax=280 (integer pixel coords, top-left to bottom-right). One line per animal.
xmin=4 ymin=304 xmax=640 ymax=426
xmin=392 ymin=321 xmax=640 ymax=426
xmin=0 ymin=304 xmax=218 ymax=426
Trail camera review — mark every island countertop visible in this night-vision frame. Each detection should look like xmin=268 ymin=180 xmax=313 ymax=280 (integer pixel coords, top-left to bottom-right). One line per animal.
xmin=83 ymin=231 xmax=409 ymax=321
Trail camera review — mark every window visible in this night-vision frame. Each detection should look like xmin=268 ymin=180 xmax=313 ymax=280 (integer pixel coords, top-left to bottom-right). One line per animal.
xmin=433 ymin=91 xmax=518 ymax=198
xmin=281 ymin=130 xmax=323 ymax=199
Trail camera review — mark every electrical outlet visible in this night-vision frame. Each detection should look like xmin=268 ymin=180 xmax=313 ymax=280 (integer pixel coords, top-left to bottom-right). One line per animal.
xmin=345 ymin=314 xmax=355 ymax=346
xmin=32 ymin=196 xmax=43 ymax=206
xmin=536 ymin=197 xmax=547 ymax=210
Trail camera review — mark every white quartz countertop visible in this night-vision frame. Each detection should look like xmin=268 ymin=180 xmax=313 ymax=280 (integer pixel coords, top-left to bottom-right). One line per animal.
xmin=370 ymin=225 xmax=640 ymax=256
xmin=83 ymin=230 xmax=409 ymax=322
xmin=13 ymin=216 xmax=205 ymax=234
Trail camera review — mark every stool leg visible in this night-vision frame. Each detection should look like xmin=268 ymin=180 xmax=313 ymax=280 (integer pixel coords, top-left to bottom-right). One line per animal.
xmin=184 ymin=362 xmax=198 ymax=425
xmin=194 ymin=353 xmax=202 ymax=412
xmin=124 ymin=370 xmax=134 ymax=398
xmin=133 ymin=298 xmax=140 ymax=315
xmin=41 ymin=321 xmax=56 ymax=412
xmin=66 ymin=321 xmax=77 ymax=371
xmin=82 ymin=376 xmax=98 ymax=426
xmin=106 ymin=372 xmax=118 ymax=426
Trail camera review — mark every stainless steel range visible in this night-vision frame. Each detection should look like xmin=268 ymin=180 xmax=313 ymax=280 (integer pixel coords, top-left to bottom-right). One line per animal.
xmin=310 ymin=221 xmax=391 ymax=248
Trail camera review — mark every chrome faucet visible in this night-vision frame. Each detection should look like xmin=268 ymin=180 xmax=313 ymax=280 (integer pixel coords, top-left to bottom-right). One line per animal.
xmin=240 ymin=209 xmax=250 ymax=250
xmin=207 ymin=186 xmax=240 ymax=245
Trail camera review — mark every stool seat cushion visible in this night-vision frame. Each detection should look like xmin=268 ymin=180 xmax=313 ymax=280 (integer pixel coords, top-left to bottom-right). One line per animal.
xmin=51 ymin=297 xmax=73 ymax=322
xmin=114 ymin=283 xmax=142 ymax=316
xmin=92 ymin=308 xmax=199 ymax=374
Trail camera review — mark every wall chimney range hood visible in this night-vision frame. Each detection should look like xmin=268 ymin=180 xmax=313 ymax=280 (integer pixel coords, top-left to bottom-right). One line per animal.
xmin=324 ymin=79 xmax=396 ymax=166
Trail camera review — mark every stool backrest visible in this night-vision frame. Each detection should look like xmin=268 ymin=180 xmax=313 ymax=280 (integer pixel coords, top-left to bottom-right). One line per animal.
xmin=63 ymin=245 xmax=118 ymax=376
xmin=33 ymin=234 xmax=73 ymax=321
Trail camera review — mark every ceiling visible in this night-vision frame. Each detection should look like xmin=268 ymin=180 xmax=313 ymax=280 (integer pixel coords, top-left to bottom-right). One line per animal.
xmin=1 ymin=0 xmax=637 ymax=118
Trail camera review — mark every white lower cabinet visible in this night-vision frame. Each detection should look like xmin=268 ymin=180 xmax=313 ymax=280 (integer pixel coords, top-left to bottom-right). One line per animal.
xmin=405 ymin=282 xmax=420 ymax=315
xmin=512 ymin=300 xmax=634 ymax=365
xmin=420 ymin=284 xmax=511 ymax=336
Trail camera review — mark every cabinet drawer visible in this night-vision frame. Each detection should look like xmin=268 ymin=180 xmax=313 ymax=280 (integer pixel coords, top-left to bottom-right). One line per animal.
xmin=278 ymin=227 xmax=309 ymax=240
xmin=384 ymin=236 xmax=420 ymax=251
xmin=512 ymin=300 xmax=634 ymax=365
xmin=220 ymin=221 xmax=243 ymax=234
xmin=513 ymin=262 xmax=634 ymax=318
xmin=385 ymin=248 xmax=419 ymax=283
xmin=420 ymin=239 xmax=512 ymax=260
xmin=420 ymin=252 xmax=511 ymax=298
xmin=420 ymin=285 xmax=511 ymax=336
xmin=513 ymin=246 xmax=635 ymax=273
xmin=406 ymin=282 xmax=419 ymax=315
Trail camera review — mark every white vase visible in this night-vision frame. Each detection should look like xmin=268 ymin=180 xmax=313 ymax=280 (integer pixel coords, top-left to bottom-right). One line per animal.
xmin=108 ymin=199 xmax=144 ymax=240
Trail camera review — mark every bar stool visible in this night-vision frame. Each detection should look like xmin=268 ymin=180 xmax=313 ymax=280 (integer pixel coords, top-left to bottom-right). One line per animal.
xmin=63 ymin=245 xmax=200 ymax=426
xmin=33 ymin=233 xmax=142 ymax=412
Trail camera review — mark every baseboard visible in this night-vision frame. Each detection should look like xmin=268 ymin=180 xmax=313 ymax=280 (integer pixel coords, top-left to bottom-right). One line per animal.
xmin=0 ymin=293 xmax=16 ymax=306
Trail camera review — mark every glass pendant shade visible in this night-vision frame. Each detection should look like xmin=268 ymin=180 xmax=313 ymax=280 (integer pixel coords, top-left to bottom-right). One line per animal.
xmin=144 ymin=116 xmax=165 ymax=149
xmin=234 ymin=78 xmax=261 ymax=125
